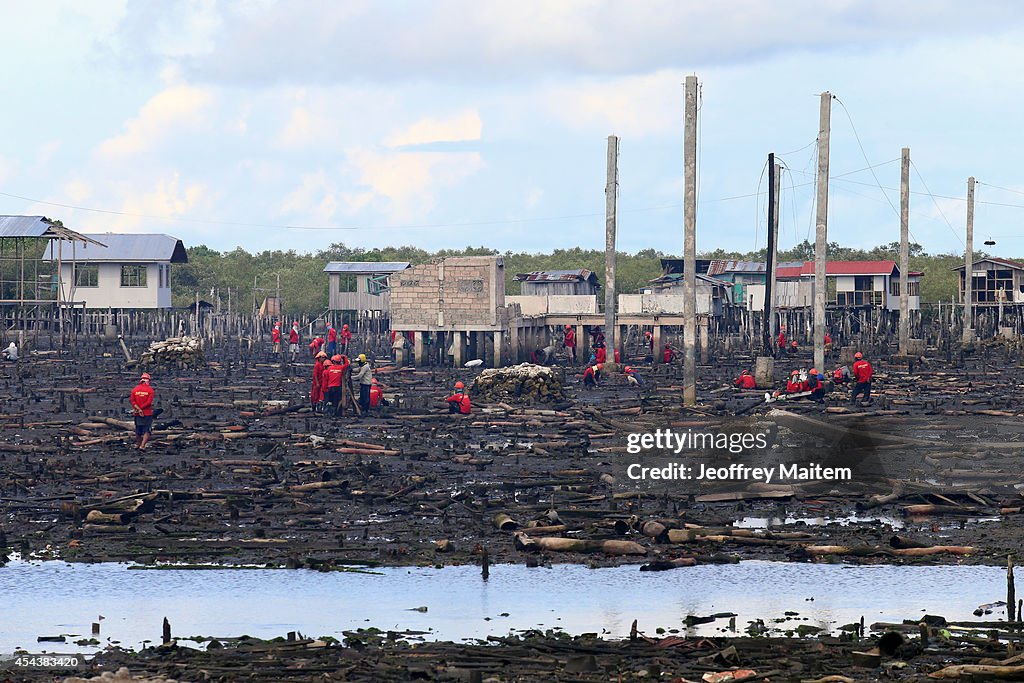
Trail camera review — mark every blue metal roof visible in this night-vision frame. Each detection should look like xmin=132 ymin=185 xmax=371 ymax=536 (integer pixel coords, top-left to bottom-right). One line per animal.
xmin=43 ymin=233 xmax=186 ymax=263
xmin=0 ymin=215 xmax=98 ymax=244
xmin=323 ymin=261 xmax=410 ymax=273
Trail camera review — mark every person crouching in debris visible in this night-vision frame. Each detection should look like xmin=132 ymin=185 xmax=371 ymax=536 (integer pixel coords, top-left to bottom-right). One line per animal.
xmin=369 ymin=378 xmax=387 ymax=410
xmin=2 ymin=342 xmax=18 ymax=361
xmin=325 ymin=355 xmax=347 ymax=416
xmin=806 ymin=367 xmax=826 ymax=402
xmin=735 ymin=369 xmax=756 ymax=389
xmin=583 ymin=363 xmax=601 ymax=389
xmin=851 ymin=351 xmax=873 ymax=405
xmin=663 ymin=343 xmax=677 ymax=364
xmin=354 ymin=353 xmax=373 ymax=414
xmin=786 ymin=370 xmax=806 ymax=394
xmin=130 ymin=373 xmax=155 ymax=450
xmin=446 ymin=381 xmax=472 ymax=414
xmin=832 ymin=365 xmax=852 ymax=386
xmin=789 ymin=340 xmax=799 ymax=355
xmin=624 ymin=365 xmax=645 ymax=389
xmin=312 ymin=351 xmax=327 ymax=412
xmin=309 ymin=335 xmax=324 ymax=358
xmin=531 ymin=344 xmax=556 ymax=366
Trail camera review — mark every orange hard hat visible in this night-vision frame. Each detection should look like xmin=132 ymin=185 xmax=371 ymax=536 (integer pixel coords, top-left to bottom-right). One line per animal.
xmin=455 ymin=381 xmax=465 ymax=389
xmin=316 ymin=351 xmax=327 ymax=358
xmin=596 ymin=363 xmax=603 ymax=370
xmin=343 ymin=323 xmax=349 ymax=328
xmin=741 ymin=369 xmax=749 ymax=375
xmin=140 ymin=373 xmax=151 ymax=381
xmin=854 ymin=352 xmax=863 ymax=359
xmin=810 ymin=368 xmax=818 ymax=375
xmin=565 ymin=325 xmax=571 ymax=330
xmin=791 ymin=340 xmax=797 ymax=346
xmin=324 ymin=359 xmax=332 ymax=366
xmin=624 ymin=366 xmax=632 ymax=372
xmin=293 ymin=321 xmax=298 ymax=325
xmin=372 ymin=378 xmax=378 ymax=384
xmin=332 ymin=354 xmax=343 ymax=362
xmin=791 ymin=370 xmax=799 ymax=376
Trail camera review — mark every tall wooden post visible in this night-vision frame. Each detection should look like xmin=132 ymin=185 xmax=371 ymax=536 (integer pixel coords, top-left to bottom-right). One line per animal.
xmin=763 ymin=153 xmax=777 ymax=355
xmin=898 ymin=147 xmax=910 ymax=355
xmin=604 ymin=136 xmax=619 ymax=359
xmin=963 ymin=176 xmax=975 ymax=342
xmin=813 ymin=92 xmax=831 ymax=373
xmin=683 ymin=76 xmax=698 ymax=406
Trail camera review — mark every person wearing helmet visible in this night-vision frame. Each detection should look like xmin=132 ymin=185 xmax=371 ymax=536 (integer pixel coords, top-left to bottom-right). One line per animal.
xmin=324 ymin=354 xmax=349 ymax=416
xmin=271 ymin=322 xmax=282 ymax=359
xmin=353 ymin=353 xmax=373 ymax=413
xmin=735 ymin=369 xmax=756 ymax=390
xmin=806 ymin=367 xmax=825 ymax=401
xmin=624 ymin=365 xmax=645 ymax=389
xmin=789 ymin=339 xmax=799 ymax=355
xmin=288 ymin=322 xmax=300 ymax=361
xmin=663 ymin=343 xmax=677 ymax=364
xmin=130 ymin=373 xmax=156 ymax=450
xmin=833 ymin=365 xmax=852 ymax=386
xmin=325 ymin=322 xmax=337 ymax=356
xmin=309 ymin=335 xmax=325 ymax=358
xmin=369 ymin=378 xmax=386 ymax=409
xmin=777 ymin=326 xmax=786 ymax=353
xmin=786 ymin=369 xmax=805 ymax=394
xmin=446 ymin=381 xmax=471 ymax=414
xmin=340 ymin=323 xmax=353 ymax=355
xmin=582 ymin=363 xmax=601 ymax=389
xmin=563 ymin=325 xmax=577 ymax=364
xmin=312 ymin=351 xmax=328 ymax=412
xmin=851 ymin=352 xmax=873 ymax=405
xmin=643 ymin=330 xmax=654 ymax=355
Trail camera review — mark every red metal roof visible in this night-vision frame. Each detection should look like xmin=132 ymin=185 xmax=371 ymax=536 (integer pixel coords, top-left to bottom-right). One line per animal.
xmin=775 ymin=260 xmax=901 ymax=278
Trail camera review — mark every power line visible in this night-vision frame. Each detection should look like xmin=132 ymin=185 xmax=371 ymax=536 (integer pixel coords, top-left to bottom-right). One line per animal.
xmin=833 ymin=96 xmax=902 ymax=220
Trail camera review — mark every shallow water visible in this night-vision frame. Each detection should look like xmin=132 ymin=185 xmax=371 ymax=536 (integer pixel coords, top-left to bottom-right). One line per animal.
xmin=4 ymin=560 xmax=1011 ymax=655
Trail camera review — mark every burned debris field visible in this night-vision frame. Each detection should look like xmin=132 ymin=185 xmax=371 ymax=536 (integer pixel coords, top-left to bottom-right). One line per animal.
xmin=5 ymin=334 xmax=1024 ymax=682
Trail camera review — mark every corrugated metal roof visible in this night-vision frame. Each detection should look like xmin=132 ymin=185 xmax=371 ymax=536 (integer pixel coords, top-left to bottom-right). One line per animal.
xmin=951 ymin=256 xmax=1024 ymax=271
xmin=706 ymin=260 xmax=766 ymax=276
xmin=43 ymin=233 xmax=187 ymax=263
xmin=323 ymin=261 xmax=410 ymax=273
xmin=775 ymin=260 xmax=914 ymax=278
xmin=513 ymin=269 xmax=598 ymax=283
xmin=0 ymin=215 xmax=100 ymax=245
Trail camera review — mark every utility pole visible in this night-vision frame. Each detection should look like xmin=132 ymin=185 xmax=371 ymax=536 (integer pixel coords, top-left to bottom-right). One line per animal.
xmin=683 ymin=75 xmax=698 ymax=406
xmin=604 ymin=135 xmax=619 ymax=360
xmin=763 ymin=153 xmax=777 ymax=356
xmin=898 ymin=147 xmax=910 ymax=355
xmin=769 ymin=160 xmax=781 ymax=343
xmin=813 ymin=92 xmax=831 ymax=373
xmin=963 ymin=176 xmax=975 ymax=342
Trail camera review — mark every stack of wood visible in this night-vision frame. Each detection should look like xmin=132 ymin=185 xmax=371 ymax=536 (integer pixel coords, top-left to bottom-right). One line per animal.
xmin=472 ymin=363 xmax=564 ymax=402
xmin=138 ymin=336 xmax=204 ymax=369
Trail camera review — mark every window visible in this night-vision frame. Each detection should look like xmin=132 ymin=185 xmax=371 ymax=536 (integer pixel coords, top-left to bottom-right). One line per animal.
xmin=121 ymin=265 xmax=147 ymax=288
xmin=890 ymin=280 xmax=900 ymax=297
xmin=908 ymin=281 xmax=920 ymax=297
xmin=158 ymin=264 xmax=170 ymax=288
xmin=337 ymin=274 xmax=357 ymax=292
xmin=74 ymin=264 xmax=99 ymax=288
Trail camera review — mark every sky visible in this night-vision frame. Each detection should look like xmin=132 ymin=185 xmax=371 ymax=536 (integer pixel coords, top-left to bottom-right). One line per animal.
xmin=3 ymin=1 xmax=1024 ymax=257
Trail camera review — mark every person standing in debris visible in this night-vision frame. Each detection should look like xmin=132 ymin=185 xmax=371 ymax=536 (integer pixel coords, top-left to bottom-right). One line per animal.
xmin=851 ymin=352 xmax=873 ymax=405
xmin=288 ymin=322 xmax=300 ymax=362
xmin=595 ymin=343 xmax=607 ymax=364
xmin=340 ymin=324 xmax=352 ymax=355
xmin=446 ymin=381 xmax=472 ymax=414
xmin=563 ymin=325 xmax=577 ymax=364
xmin=2 ymin=341 xmax=18 ymax=361
xmin=582 ymin=363 xmax=601 ymax=389
xmin=644 ymin=330 xmax=654 ymax=355
xmin=325 ymin=323 xmax=337 ymax=356
xmin=130 ymin=373 xmax=155 ymax=450
xmin=735 ymin=369 xmax=756 ymax=389
xmin=777 ymin=326 xmax=786 ymax=353
xmin=663 ymin=344 xmax=677 ymax=364
xmin=353 ymin=353 xmax=373 ymax=414
xmin=325 ymin=355 xmax=347 ymax=416
xmin=824 ymin=332 xmax=833 ymax=355
xmin=312 ymin=351 xmax=327 ymax=411
xmin=271 ymin=323 xmax=282 ymax=359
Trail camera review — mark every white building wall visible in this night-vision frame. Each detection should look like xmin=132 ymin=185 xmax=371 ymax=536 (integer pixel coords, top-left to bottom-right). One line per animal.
xmin=505 ymin=295 xmax=598 ymax=315
xmin=62 ymin=262 xmax=168 ymax=309
xmin=835 ymin=275 xmax=855 ymax=292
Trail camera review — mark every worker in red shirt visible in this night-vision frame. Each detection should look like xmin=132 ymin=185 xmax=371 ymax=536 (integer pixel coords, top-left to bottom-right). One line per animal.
xmin=326 ymin=323 xmax=338 ymax=356
xmin=824 ymin=332 xmax=833 ymax=354
xmin=663 ymin=344 xmax=677 ymax=364
xmin=129 ymin=372 xmax=155 ymax=450
xmin=735 ymin=369 xmax=756 ymax=389
xmin=325 ymin=354 xmax=349 ymax=416
xmin=595 ymin=344 xmax=607 ymax=364
xmin=851 ymin=352 xmax=873 ymax=405
xmin=563 ymin=325 xmax=577 ymax=364
xmin=340 ymin=323 xmax=352 ymax=355
xmin=582 ymin=363 xmax=601 ymax=389
xmin=271 ymin=323 xmax=282 ymax=358
xmin=309 ymin=336 xmax=324 ymax=358
xmin=806 ymin=368 xmax=825 ymax=402
xmin=777 ymin=326 xmax=786 ymax=353
xmin=786 ymin=370 xmax=805 ymax=394
xmin=288 ymin=322 xmax=300 ymax=361
xmin=644 ymin=330 xmax=654 ymax=355
xmin=369 ymin=378 xmax=386 ymax=409
xmin=311 ymin=351 xmax=327 ymax=411
xmin=445 ymin=381 xmax=471 ymax=414
xmin=789 ymin=340 xmax=799 ymax=355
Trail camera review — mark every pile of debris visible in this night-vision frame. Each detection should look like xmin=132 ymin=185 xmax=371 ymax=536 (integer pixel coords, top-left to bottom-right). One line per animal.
xmin=472 ymin=363 xmax=564 ymax=402
xmin=137 ymin=336 xmax=204 ymax=370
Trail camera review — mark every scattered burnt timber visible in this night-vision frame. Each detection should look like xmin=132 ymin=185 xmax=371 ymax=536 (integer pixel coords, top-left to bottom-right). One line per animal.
xmin=2 ymin=332 xmax=1024 ymax=571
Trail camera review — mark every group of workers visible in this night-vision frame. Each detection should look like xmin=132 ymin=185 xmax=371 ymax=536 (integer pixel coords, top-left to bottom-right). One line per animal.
xmin=733 ymin=351 xmax=874 ymax=405
xmin=272 ymin=321 xmax=355 ymax=363
xmin=310 ymin=350 xmax=380 ymax=417
xmin=776 ymin=326 xmax=833 ymax=357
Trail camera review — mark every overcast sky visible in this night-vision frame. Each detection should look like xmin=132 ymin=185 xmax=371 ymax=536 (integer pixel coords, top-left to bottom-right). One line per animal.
xmin=3 ymin=1 xmax=1024 ymax=256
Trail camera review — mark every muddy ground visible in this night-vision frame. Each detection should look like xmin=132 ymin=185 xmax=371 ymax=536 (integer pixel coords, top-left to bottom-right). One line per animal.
xmin=5 ymin=337 xmax=1024 ymax=681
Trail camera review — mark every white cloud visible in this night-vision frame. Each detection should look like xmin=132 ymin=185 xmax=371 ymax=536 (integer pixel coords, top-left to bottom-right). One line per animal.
xmin=62 ymin=178 xmax=93 ymax=204
xmin=278 ymin=171 xmax=341 ymax=224
xmin=542 ymin=71 xmax=680 ymax=137
xmin=0 ymin=156 xmax=13 ymax=186
xmin=385 ymin=109 xmax=483 ymax=147
xmin=96 ymin=84 xmax=216 ymax=159
xmin=111 ymin=171 xmax=212 ymax=232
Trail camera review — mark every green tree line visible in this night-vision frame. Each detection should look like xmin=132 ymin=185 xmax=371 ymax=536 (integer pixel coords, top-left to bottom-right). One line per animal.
xmin=171 ymin=240 xmax=992 ymax=314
